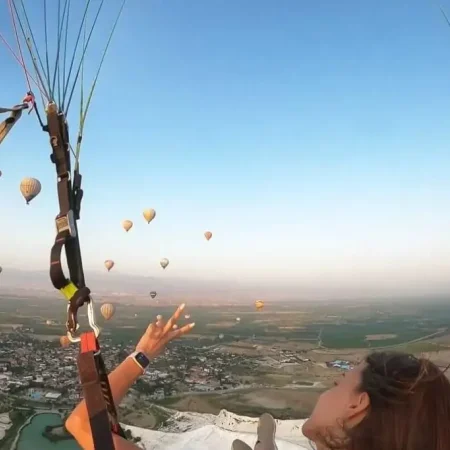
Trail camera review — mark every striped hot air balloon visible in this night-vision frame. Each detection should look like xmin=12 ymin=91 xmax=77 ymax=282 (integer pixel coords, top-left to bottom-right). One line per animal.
xmin=255 ymin=300 xmax=265 ymax=311
xmin=20 ymin=177 xmax=41 ymax=204
xmin=101 ymin=303 xmax=116 ymax=321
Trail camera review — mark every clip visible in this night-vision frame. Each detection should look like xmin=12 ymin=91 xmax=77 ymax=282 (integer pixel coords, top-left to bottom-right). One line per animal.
xmin=66 ymin=295 xmax=100 ymax=343
xmin=55 ymin=210 xmax=76 ymax=238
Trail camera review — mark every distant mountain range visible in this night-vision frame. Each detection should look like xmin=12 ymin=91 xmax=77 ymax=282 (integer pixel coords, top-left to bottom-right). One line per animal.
xmin=0 ymin=267 xmax=281 ymax=304
xmin=1 ymin=267 xmax=448 ymax=305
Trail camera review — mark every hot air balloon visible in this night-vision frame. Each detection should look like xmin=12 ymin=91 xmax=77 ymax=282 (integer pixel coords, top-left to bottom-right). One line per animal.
xmin=150 ymin=291 xmax=157 ymax=299
xmin=255 ymin=300 xmax=264 ymax=311
xmin=60 ymin=335 xmax=70 ymax=348
xmin=204 ymin=231 xmax=212 ymax=241
xmin=20 ymin=177 xmax=41 ymax=204
xmin=185 ymin=314 xmax=191 ymax=320
xmin=104 ymin=260 xmax=114 ymax=272
xmin=122 ymin=220 xmax=133 ymax=232
xmin=160 ymin=258 xmax=169 ymax=269
xmin=101 ymin=303 xmax=116 ymax=321
xmin=143 ymin=208 xmax=156 ymax=224
xmin=0 ymin=170 xmax=2 ymax=177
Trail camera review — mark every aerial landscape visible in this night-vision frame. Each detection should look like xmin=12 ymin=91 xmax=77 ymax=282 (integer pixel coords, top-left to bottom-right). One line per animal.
xmin=0 ymin=284 xmax=449 ymax=448
xmin=1 ymin=0 xmax=450 ymax=449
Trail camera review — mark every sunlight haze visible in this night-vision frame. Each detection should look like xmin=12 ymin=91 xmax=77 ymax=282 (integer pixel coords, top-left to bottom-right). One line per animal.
xmin=1 ymin=0 xmax=450 ymax=298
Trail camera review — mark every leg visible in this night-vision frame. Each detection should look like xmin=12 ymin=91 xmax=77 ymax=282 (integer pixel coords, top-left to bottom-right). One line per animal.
xmin=254 ymin=413 xmax=278 ymax=450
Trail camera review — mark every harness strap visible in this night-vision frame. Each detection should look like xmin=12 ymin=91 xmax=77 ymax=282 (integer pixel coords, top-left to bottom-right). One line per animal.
xmin=78 ymin=333 xmax=119 ymax=450
xmin=45 ymin=102 xmax=126 ymax=448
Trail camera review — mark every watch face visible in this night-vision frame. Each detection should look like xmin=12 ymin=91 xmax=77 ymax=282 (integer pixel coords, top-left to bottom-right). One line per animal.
xmin=135 ymin=352 xmax=149 ymax=369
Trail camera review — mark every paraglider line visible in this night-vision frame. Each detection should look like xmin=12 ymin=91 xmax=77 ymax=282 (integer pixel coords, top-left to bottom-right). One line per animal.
xmin=61 ymin=0 xmax=93 ymax=111
xmin=62 ymin=0 xmax=71 ymax=108
xmin=7 ymin=0 xmax=31 ymax=92
xmin=74 ymin=0 xmax=127 ymax=161
xmin=14 ymin=0 xmax=52 ymax=99
xmin=65 ymin=0 xmax=106 ymax=115
xmin=43 ymin=0 xmax=52 ymax=99
xmin=0 ymin=32 xmax=46 ymax=99
xmin=53 ymin=0 xmax=70 ymax=106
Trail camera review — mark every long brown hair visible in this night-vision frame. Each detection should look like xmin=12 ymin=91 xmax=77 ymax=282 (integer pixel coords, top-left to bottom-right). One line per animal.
xmin=319 ymin=351 xmax=450 ymax=450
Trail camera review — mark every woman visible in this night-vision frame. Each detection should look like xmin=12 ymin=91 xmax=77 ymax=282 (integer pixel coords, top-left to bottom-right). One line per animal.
xmin=302 ymin=351 xmax=450 ymax=449
xmin=233 ymin=351 xmax=450 ymax=450
xmin=66 ymin=303 xmax=195 ymax=450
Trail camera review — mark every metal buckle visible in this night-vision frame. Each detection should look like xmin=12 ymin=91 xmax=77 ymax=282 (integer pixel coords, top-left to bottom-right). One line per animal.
xmin=55 ymin=210 xmax=76 ymax=237
xmin=66 ymin=298 xmax=101 ymax=343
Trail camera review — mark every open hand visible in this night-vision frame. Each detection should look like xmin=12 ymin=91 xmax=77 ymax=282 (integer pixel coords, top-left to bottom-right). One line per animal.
xmin=135 ymin=303 xmax=195 ymax=359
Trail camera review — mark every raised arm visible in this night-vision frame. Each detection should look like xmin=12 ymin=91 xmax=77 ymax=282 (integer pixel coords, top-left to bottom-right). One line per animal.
xmin=66 ymin=303 xmax=194 ymax=450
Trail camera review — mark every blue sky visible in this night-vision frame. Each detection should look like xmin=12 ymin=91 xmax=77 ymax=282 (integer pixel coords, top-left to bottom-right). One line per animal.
xmin=1 ymin=0 xmax=450 ymax=296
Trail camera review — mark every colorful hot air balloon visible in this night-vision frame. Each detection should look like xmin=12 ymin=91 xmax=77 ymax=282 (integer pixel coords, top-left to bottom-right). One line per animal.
xmin=160 ymin=258 xmax=169 ymax=269
xmin=143 ymin=208 xmax=156 ymax=224
xmin=101 ymin=303 xmax=116 ymax=321
xmin=255 ymin=300 xmax=265 ymax=311
xmin=150 ymin=291 xmax=157 ymax=299
xmin=204 ymin=231 xmax=212 ymax=241
xmin=122 ymin=220 xmax=133 ymax=232
xmin=60 ymin=335 xmax=70 ymax=348
xmin=20 ymin=177 xmax=41 ymax=204
xmin=104 ymin=260 xmax=114 ymax=272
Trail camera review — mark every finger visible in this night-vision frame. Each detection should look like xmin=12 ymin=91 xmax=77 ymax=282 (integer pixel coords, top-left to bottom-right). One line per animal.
xmin=163 ymin=303 xmax=185 ymax=335
xmin=145 ymin=322 xmax=155 ymax=335
xmin=146 ymin=315 xmax=163 ymax=336
xmin=144 ymin=315 xmax=159 ymax=335
xmin=165 ymin=322 xmax=195 ymax=342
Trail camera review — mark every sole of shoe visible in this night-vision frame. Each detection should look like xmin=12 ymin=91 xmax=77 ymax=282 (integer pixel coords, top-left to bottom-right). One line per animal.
xmin=256 ymin=413 xmax=277 ymax=450
xmin=232 ymin=439 xmax=252 ymax=450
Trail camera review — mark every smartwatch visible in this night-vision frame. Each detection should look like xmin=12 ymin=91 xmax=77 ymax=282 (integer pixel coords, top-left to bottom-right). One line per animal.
xmin=128 ymin=351 xmax=150 ymax=373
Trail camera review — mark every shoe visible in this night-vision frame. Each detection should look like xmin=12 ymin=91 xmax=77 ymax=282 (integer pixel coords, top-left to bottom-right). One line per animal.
xmin=232 ymin=439 xmax=252 ymax=450
xmin=255 ymin=413 xmax=277 ymax=450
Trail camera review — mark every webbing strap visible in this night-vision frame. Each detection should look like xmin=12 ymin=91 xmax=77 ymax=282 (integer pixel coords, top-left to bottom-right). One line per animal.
xmin=78 ymin=332 xmax=126 ymax=450
xmin=78 ymin=335 xmax=116 ymax=450
xmin=46 ymin=103 xmax=125 ymax=448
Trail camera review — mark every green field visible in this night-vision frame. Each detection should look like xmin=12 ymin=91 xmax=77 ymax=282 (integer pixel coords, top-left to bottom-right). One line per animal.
xmin=1 ymin=295 xmax=450 ymax=349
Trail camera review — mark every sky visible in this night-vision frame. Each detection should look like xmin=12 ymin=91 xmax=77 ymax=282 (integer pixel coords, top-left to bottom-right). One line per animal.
xmin=1 ymin=0 xmax=450 ymax=298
